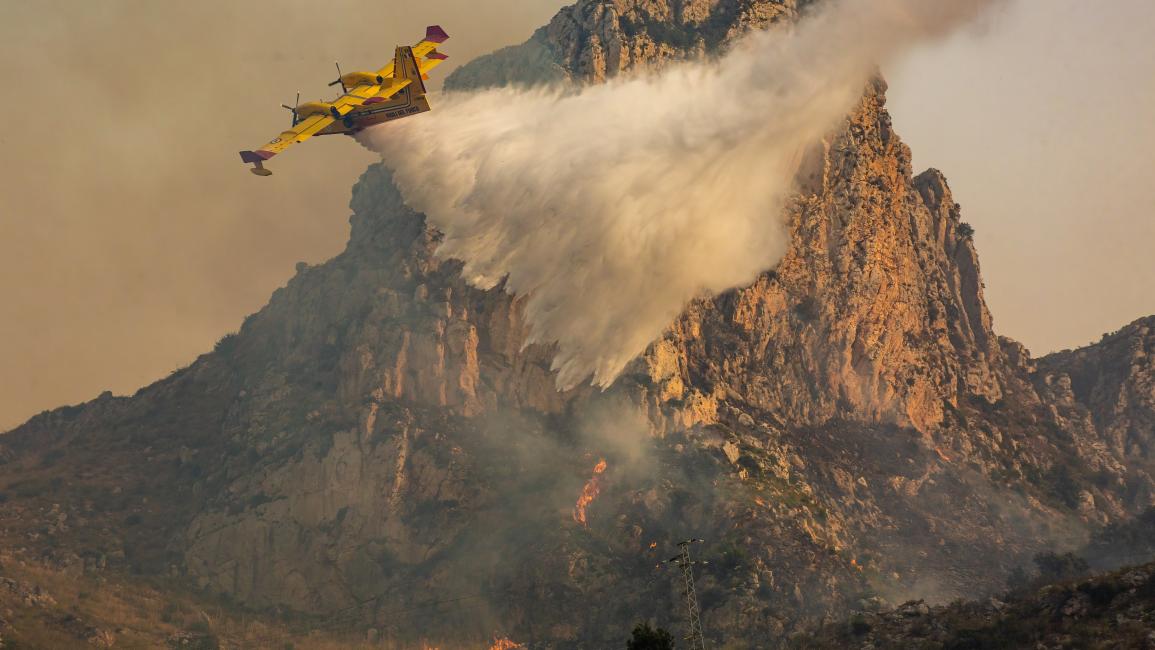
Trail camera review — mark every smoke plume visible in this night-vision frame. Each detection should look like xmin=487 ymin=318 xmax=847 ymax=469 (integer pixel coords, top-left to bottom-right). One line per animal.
xmin=359 ymin=0 xmax=1005 ymax=390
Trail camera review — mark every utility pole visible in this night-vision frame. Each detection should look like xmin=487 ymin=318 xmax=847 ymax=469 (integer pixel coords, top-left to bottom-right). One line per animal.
xmin=663 ymin=538 xmax=708 ymax=650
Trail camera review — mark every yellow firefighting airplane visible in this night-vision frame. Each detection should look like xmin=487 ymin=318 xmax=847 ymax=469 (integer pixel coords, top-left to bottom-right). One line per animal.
xmin=240 ymin=25 xmax=449 ymax=176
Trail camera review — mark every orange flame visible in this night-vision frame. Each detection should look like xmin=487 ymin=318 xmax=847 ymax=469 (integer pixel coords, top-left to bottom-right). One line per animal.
xmin=573 ymin=458 xmax=608 ymax=527
xmin=489 ymin=637 xmax=523 ymax=650
xmin=934 ymin=446 xmax=951 ymax=462
xmin=850 ymin=557 xmax=863 ymax=572
xmin=648 ymin=541 xmax=658 ymax=550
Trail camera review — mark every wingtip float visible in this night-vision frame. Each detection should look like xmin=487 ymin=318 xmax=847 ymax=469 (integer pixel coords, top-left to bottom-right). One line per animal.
xmin=239 ymin=25 xmax=449 ymax=176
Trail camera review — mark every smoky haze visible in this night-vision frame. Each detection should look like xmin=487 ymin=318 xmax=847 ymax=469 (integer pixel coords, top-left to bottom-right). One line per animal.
xmin=5 ymin=0 xmax=1152 ymax=432
xmin=360 ymin=0 xmax=1009 ymax=390
xmin=0 ymin=0 xmax=566 ymax=431
xmin=885 ymin=0 xmax=1155 ymax=354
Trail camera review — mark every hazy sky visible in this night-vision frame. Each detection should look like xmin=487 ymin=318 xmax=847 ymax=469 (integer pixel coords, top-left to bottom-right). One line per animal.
xmin=0 ymin=0 xmax=567 ymax=431
xmin=886 ymin=0 xmax=1155 ymax=357
xmin=1 ymin=0 xmax=1152 ymax=431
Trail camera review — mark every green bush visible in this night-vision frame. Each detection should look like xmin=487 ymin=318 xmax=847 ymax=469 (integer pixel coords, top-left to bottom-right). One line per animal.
xmin=627 ymin=622 xmax=674 ymax=650
xmin=213 ymin=332 xmax=239 ymax=356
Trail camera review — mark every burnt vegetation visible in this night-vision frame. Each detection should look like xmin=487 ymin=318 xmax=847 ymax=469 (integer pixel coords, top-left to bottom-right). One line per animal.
xmin=792 ymin=560 xmax=1155 ymax=649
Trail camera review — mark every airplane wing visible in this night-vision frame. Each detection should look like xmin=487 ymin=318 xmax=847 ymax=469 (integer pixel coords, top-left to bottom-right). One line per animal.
xmin=371 ymin=77 xmax=414 ymax=101
xmin=239 ymin=81 xmax=396 ymax=174
xmin=239 ymin=76 xmax=387 ymax=174
xmin=330 ymin=87 xmax=380 ymax=112
xmin=239 ymin=112 xmax=336 ymax=175
xmin=377 ymin=25 xmax=449 ymax=80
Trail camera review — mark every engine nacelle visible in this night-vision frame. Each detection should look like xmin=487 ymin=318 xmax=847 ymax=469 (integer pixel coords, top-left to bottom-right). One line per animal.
xmin=295 ymin=101 xmax=340 ymax=119
xmin=340 ymin=71 xmax=385 ymax=88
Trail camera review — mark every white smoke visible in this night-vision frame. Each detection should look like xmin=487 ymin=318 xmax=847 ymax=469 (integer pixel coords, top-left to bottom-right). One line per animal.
xmin=359 ymin=0 xmax=1005 ymax=390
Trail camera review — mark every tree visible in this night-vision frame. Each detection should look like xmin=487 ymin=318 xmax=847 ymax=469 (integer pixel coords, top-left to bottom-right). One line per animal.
xmin=628 ymin=622 xmax=675 ymax=650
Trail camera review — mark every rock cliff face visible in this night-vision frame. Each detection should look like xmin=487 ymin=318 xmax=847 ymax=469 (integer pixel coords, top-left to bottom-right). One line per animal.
xmin=1037 ymin=318 xmax=1155 ymax=461
xmin=2 ymin=0 xmax=1154 ymax=647
xmin=635 ymin=92 xmax=1008 ymax=437
xmin=447 ymin=0 xmax=813 ymax=89
xmin=1034 ymin=318 xmax=1155 ymax=515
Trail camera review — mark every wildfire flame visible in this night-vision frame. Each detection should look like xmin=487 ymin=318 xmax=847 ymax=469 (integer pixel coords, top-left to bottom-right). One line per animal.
xmin=934 ymin=446 xmax=951 ymax=462
xmin=649 ymin=541 xmax=658 ymax=549
xmin=573 ymin=458 xmax=608 ymax=527
xmin=489 ymin=637 xmax=523 ymax=650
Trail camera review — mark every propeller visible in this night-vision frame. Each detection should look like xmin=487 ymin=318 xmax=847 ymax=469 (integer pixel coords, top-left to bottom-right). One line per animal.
xmin=281 ymin=91 xmax=301 ymax=127
xmin=328 ymin=61 xmax=348 ymax=92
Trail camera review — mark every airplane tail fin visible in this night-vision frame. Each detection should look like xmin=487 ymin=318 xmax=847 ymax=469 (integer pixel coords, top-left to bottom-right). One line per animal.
xmin=393 ymin=45 xmax=427 ymax=96
xmin=239 ymin=150 xmax=274 ymax=176
xmin=424 ymin=25 xmax=449 ymax=44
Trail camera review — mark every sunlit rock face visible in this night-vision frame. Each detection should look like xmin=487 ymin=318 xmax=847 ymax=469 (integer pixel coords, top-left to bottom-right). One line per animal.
xmin=633 ymin=89 xmax=1007 ymax=437
xmin=1 ymin=1 xmax=1152 ymax=647
xmin=443 ymin=0 xmax=1008 ymax=437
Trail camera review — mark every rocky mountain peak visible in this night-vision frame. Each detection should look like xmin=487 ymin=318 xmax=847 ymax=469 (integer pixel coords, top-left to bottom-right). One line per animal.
xmin=1 ymin=1 xmax=1152 ymax=647
xmin=447 ymin=0 xmax=811 ymax=89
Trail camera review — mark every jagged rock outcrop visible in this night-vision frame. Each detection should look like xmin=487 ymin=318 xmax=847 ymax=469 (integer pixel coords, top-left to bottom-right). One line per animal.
xmin=1035 ymin=317 xmax=1155 ymax=513
xmin=632 ymin=89 xmax=1009 ymax=437
xmin=2 ymin=0 xmax=1153 ymax=647
xmin=445 ymin=0 xmax=811 ymax=89
xmin=450 ymin=1 xmax=1011 ymax=438
xmin=1038 ymin=318 xmax=1155 ymax=462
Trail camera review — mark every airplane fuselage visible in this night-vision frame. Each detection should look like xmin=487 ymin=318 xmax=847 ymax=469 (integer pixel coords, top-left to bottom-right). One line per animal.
xmin=316 ymin=84 xmax=431 ymax=136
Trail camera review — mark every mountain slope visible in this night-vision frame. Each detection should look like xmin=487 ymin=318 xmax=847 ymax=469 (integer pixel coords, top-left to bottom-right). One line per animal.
xmin=791 ymin=559 xmax=1155 ymax=649
xmin=2 ymin=0 xmax=1154 ymax=647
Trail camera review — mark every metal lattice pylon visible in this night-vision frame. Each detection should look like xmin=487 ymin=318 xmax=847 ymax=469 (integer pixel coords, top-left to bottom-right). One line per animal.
xmin=664 ymin=538 xmax=707 ymax=650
